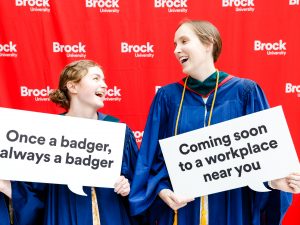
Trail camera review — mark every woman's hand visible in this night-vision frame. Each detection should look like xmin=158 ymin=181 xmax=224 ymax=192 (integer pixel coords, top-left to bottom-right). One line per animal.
xmin=114 ymin=176 xmax=130 ymax=196
xmin=0 ymin=179 xmax=12 ymax=198
xmin=159 ymin=189 xmax=194 ymax=210
xmin=270 ymin=172 xmax=300 ymax=193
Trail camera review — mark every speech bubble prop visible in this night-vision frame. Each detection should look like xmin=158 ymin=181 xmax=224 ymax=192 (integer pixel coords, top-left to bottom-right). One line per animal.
xmin=0 ymin=107 xmax=126 ymax=196
xmin=159 ymin=106 xmax=299 ymax=198
xmin=68 ymin=184 xmax=87 ymax=196
xmin=248 ymin=182 xmax=271 ymax=192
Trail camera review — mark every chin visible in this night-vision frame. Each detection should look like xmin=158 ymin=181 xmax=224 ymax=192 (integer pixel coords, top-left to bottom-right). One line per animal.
xmin=96 ymin=102 xmax=104 ymax=109
xmin=182 ymin=68 xmax=189 ymax=75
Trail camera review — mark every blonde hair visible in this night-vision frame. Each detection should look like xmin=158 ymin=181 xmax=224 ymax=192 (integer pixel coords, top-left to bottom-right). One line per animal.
xmin=49 ymin=60 xmax=100 ymax=109
xmin=178 ymin=20 xmax=222 ymax=62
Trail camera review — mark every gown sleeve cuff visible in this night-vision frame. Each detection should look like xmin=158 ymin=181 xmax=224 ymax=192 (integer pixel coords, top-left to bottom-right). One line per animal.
xmin=156 ymin=180 xmax=172 ymax=196
xmin=264 ymin=181 xmax=275 ymax=190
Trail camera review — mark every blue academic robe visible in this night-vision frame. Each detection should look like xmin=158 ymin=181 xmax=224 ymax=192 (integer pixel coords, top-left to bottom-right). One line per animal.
xmin=11 ymin=113 xmax=140 ymax=225
xmin=0 ymin=193 xmax=11 ymax=225
xmin=129 ymin=73 xmax=292 ymax=225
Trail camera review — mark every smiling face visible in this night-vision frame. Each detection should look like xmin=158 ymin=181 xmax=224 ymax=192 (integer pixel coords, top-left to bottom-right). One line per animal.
xmin=174 ymin=23 xmax=214 ymax=78
xmin=67 ymin=66 xmax=107 ymax=110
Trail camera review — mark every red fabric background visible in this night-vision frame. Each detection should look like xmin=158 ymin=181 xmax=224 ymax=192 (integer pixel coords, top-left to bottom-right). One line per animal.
xmin=0 ymin=1 xmax=299 ymax=223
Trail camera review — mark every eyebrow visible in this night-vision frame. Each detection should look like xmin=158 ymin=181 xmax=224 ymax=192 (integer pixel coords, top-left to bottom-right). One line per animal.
xmin=91 ymin=73 xmax=105 ymax=79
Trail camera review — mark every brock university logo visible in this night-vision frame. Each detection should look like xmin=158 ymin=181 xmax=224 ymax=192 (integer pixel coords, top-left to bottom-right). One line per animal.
xmin=133 ymin=131 xmax=143 ymax=143
xmin=222 ymin=0 xmax=255 ymax=12
xmin=104 ymin=86 xmax=122 ymax=102
xmin=85 ymin=0 xmax=120 ymax=13
xmin=20 ymin=86 xmax=53 ymax=102
xmin=53 ymin=42 xmax=87 ymax=59
xmin=0 ymin=41 xmax=18 ymax=58
xmin=121 ymin=42 xmax=155 ymax=58
xmin=154 ymin=0 xmax=188 ymax=13
xmin=15 ymin=0 xmax=51 ymax=12
xmin=254 ymin=40 xmax=287 ymax=56
xmin=285 ymin=83 xmax=300 ymax=97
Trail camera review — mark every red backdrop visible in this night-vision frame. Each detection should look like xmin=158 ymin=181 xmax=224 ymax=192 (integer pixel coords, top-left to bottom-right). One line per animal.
xmin=0 ymin=1 xmax=299 ymax=224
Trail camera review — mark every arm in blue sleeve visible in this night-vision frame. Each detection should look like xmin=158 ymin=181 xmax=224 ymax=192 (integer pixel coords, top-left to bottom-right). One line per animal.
xmin=244 ymin=79 xmax=292 ymax=224
xmin=11 ymin=181 xmax=47 ymax=225
xmin=129 ymin=88 xmax=172 ymax=216
xmin=0 ymin=193 xmax=10 ymax=225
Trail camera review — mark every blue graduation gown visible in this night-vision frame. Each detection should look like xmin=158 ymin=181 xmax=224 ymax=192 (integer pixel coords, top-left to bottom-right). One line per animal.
xmin=0 ymin=193 xmax=11 ymax=225
xmin=129 ymin=74 xmax=292 ymax=225
xmin=11 ymin=113 xmax=139 ymax=225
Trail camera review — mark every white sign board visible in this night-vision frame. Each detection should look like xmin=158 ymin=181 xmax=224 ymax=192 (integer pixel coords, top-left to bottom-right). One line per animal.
xmin=0 ymin=107 xmax=126 ymax=196
xmin=159 ymin=106 xmax=299 ymax=198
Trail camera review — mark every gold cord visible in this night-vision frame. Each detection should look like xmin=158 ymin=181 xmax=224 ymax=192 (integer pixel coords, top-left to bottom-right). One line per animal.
xmin=207 ymin=70 xmax=219 ymax=126
xmin=92 ymin=187 xmax=101 ymax=225
xmin=173 ymin=69 xmax=220 ymax=225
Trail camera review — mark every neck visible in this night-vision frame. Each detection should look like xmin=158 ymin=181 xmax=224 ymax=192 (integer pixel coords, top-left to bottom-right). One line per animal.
xmin=189 ymin=63 xmax=216 ymax=82
xmin=66 ymin=106 xmax=98 ymax=120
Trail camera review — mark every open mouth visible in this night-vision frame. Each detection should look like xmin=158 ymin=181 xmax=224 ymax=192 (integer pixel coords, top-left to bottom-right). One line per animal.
xmin=180 ymin=56 xmax=189 ymax=64
xmin=95 ymin=91 xmax=105 ymax=98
